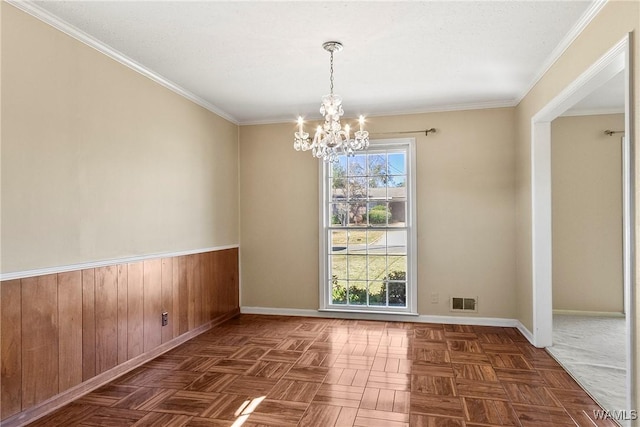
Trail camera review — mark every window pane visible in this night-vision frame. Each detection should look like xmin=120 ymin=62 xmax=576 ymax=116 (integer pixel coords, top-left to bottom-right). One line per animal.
xmin=348 ymin=155 xmax=367 ymax=176
xmin=348 ymin=281 xmax=367 ymax=305
xmin=387 ymin=230 xmax=407 ymax=254
xmin=331 ymin=184 xmax=347 ymax=202
xmin=368 ymin=202 xmax=390 ymax=226
xmin=387 ymin=176 xmax=406 ymax=198
xmin=388 ymin=282 xmax=407 ymax=307
xmin=330 ymin=255 xmax=347 ymax=280
xmin=368 ymin=281 xmax=386 ymax=306
xmin=330 ymin=231 xmax=347 ymax=253
xmin=348 ymin=177 xmax=367 ymax=200
xmin=388 ymin=153 xmax=405 ymax=175
xmin=388 ymin=201 xmax=406 ymax=226
xmin=367 ymin=255 xmax=387 ymax=281
xmin=347 ymin=230 xmax=368 ymax=253
xmin=368 ymin=186 xmax=386 ymax=203
xmin=331 ymin=279 xmax=347 ymax=305
xmin=387 ymin=256 xmax=407 ymax=279
xmin=368 ymin=234 xmax=388 ymax=255
xmin=348 ymin=202 xmax=367 ymax=226
xmin=367 ymin=229 xmax=385 ymax=250
xmin=330 ymin=157 xmax=347 ymax=178
xmin=368 ymin=153 xmax=386 ymax=174
xmin=330 ymin=203 xmax=348 ymax=226
xmin=368 ymin=153 xmax=388 ymax=190
xmin=347 ymin=255 xmax=367 ymax=280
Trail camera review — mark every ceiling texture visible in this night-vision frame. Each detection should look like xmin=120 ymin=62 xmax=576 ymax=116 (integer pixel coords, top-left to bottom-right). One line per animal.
xmin=19 ymin=0 xmax=615 ymax=125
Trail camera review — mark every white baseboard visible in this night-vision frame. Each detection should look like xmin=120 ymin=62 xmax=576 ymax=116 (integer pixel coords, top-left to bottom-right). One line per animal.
xmin=515 ymin=321 xmax=535 ymax=344
xmin=553 ymin=309 xmax=625 ymax=318
xmin=240 ymin=306 xmax=536 ymax=345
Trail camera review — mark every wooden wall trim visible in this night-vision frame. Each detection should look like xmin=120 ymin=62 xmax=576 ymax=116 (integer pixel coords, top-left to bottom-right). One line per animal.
xmin=0 ymin=244 xmax=240 ymax=281
xmin=1 ymin=309 xmax=239 ymax=427
xmin=1 ymin=248 xmax=240 ymax=425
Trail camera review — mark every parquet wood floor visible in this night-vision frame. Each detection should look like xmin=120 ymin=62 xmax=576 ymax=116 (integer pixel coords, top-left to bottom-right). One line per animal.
xmin=27 ymin=315 xmax=616 ymax=427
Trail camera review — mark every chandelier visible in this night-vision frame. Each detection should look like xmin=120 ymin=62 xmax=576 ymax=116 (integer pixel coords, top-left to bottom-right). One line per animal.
xmin=293 ymin=41 xmax=369 ymax=163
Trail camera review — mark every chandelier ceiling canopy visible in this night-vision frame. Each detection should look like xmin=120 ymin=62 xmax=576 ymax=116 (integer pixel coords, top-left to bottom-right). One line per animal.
xmin=293 ymin=41 xmax=369 ymax=163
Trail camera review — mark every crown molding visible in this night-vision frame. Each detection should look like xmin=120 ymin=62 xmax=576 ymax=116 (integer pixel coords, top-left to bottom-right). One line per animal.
xmin=365 ymin=100 xmax=518 ymax=119
xmin=516 ymin=0 xmax=608 ymax=105
xmin=6 ymin=0 xmax=239 ymax=125
xmin=239 ymin=99 xmax=517 ymax=126
xmin=560 ymin=107 xmax=624 ymax=117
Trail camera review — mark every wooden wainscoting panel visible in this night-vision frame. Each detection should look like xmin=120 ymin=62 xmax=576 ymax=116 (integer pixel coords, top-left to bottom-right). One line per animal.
xmin=186 ymin=254 xmax=198 ymax=329
xmin=82 ymin=269 xmax=96 ymax=381
xmin=226 ymin=248 xmax=239 ymax=314
xmin=95 ymin=266 xmax=118 ymax=374
xmin=212 ymin=251 xmax=222 ymax=319
xmin=1 ymin=279 xmax=22 ymax=419
xmin=57 ymin=271 xmax=83 ymax=391
xmin=216 ymin=248 xmax=239 ymax=315
xmin=175 ymin=255 xmax=188 ymax=335
xmin=229 ymin=249 xmax=240 ymax=312
xmin=127 ymin=262 xmax=144 ymax=359
xmin=22 ymin=274 xmax=59 ymax=408
xmin=143 ymin=259 xmax=162 ymax=352
xmin=171 ymin=257 xmax=182 ymax=339
xmin=117 ymin=265 xmax=128 ymax=364
xmin=200 ymin=252 xmax=210 ymax=323
xmin=118 ymin=264 xmax=129 ymax=364
xmin=211 ymin=251 xmax=221 ymax=318
xmin=209 ymin=251 xmax=218 ymax=320
xmin=194 ymin=253 xmax=203 ymax=327
xmin=161 ymin=257 xmax=174 ymax=343
xmin=1 ymin=248 xmax=240 ymax=424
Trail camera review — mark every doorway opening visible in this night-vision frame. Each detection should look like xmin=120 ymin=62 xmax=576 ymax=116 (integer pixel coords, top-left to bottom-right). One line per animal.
xmin=530 ymin=34 xmax=634 ymax=413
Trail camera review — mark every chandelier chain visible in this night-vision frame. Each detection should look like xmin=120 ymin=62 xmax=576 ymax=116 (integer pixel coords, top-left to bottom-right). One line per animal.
xmin=329 ymin=50 xmax=334 ymax=95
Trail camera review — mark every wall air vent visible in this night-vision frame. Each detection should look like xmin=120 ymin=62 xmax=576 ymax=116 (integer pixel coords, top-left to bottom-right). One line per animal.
xmin=450 ymin=297 xmax=478 ymax=312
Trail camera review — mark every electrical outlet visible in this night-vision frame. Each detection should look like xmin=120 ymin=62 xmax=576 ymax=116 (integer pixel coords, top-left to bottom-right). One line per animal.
xmin=430 ymin=292 xmax=439 ymax=304
xmin=162 ymin=312 xmax=168 ymax=326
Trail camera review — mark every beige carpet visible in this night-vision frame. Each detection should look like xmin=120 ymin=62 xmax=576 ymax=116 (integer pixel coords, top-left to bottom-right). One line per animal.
xmin=547 ymin=314 xmax=627 ymax=420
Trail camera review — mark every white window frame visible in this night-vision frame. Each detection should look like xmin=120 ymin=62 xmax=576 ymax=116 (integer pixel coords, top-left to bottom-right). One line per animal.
xmin=318 ymin=137 xmax=417 ymax=314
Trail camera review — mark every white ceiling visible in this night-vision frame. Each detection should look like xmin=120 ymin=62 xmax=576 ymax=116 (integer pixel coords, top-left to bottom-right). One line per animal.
xmin=26 ymin=0 xmax=600 ymax=124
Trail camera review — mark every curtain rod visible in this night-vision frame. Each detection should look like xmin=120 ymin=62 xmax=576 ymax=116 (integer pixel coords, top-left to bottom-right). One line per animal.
xmin=370 ymin=128 xmax=436 ymax=136
xmin=604 ymin=130 xmax=625 ymax=136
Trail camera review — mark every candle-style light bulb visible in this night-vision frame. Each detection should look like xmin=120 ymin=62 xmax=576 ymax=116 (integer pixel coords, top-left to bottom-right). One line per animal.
xmin=358 ymin=115 xmax=365 ymax=132
xmin=345 ymin=124 xmax=350 ymax=134
xmin=297 ymin=116 xmax=304 ymax=134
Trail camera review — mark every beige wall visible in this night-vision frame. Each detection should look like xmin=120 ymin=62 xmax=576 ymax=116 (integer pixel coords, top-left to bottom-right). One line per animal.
xmin=240 ymin=108 xmax=517 ymax=318
xmin=514 ymin=0 xmax=639 ymax=409
xmin=514 ymin=0 xmax=639 ymax=331
xmin=552 ymin=114 xmax=624 ymax=313
xmin=1 ymin=3 xmax=239 ymax=273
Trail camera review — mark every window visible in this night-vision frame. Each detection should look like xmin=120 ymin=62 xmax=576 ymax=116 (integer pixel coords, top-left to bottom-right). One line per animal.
xmin=320 ymin=138 xmax=417 ymax=314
